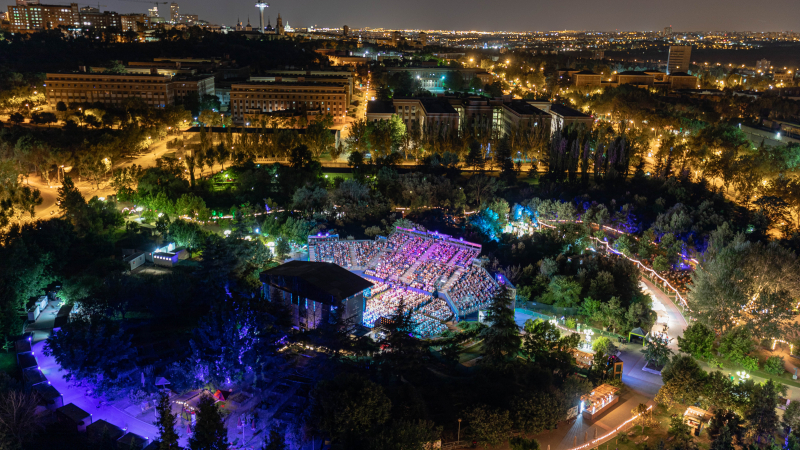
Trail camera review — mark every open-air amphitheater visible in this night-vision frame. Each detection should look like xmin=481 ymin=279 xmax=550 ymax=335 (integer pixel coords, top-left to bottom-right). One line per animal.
xmin=308 ymin=228 xmax=504 ymax=338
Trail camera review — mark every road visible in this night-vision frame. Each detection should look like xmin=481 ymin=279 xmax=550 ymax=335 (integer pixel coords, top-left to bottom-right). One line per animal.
xmin=24 ymin=134 xmax=178 ymax=220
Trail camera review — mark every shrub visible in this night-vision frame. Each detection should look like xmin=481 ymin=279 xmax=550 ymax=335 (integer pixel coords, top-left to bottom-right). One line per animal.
xmin=763 ymin=356 xmax=785 ymax=375
xmin=740 ymin=356 xmax=760 ymax=372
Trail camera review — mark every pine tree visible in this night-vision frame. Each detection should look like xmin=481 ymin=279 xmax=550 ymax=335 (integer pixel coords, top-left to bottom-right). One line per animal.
xmin=188 ymin=395 xmax=227 ymax=450
xmin=264 ymin=427 xmax=287 ymax=450
xmin=480 ymin=284 xmax=521 ymax=366
xmin=154 ymin=392 xmax=179 ymax=450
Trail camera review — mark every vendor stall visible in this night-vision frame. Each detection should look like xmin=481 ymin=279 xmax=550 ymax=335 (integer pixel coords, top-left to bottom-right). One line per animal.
xmin=684 ymin=406 xmax=712 ymax=436
xmin=580 ymin=384 xmax=620 ymax=421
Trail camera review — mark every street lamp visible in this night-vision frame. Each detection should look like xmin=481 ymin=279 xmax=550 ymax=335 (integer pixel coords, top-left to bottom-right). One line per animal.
xmin=457 ymin=419 xmax=462 ymax=442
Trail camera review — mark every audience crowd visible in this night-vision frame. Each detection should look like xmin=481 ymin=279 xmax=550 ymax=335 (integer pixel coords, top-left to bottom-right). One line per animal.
xmin=419 ymin=298 xmax=453 ymax=322
xmin=314 ymin=242 xmax=351 ymax=267
xmin=409 ymin=260 xmax=457 ymax=292
xmin=450 ymin=247 xmax=479 ymax=267
xmin=449 ymin=267 xmax=498 ymax=315
xmin=308 ymin=231 xmax=493 ymax=337
xmin=354 ymin=240 xmax=385 ymax=266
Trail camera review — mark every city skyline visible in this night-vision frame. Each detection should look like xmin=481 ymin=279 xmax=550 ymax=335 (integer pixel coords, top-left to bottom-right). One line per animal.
xmin=4 ymin=0 xmax=799 ymax=32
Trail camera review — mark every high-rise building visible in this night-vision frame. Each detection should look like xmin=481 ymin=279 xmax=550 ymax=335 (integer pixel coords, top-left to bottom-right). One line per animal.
xmin=342 ymin=24 xmax=348 ymax=37
xmin=169 ymin=2 xmax=178 ymax=23
xmin=419 ymin=31 xmax=427 ymax=47
xmin=756 ymin=59 xmax=771 ymax=72
xmin=667 ymin=45 xmax=691 ymax=74
xmin=148 ymin=6 xmax=158 ymax=17
xmin=275 ymin=13 xmax=283 ymax=35
xmin=663 ymin=26 xmax=672 ymax=36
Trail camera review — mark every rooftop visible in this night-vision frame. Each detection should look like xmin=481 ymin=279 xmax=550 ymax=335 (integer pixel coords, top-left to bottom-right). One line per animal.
xmin=618 ymin=71 xmax=652 ymax=76
xmin=261 ymin=261 xmax=374 ymax=302
xmin=504 ymin=100 xmax=548 ymax=116
xmin=549 ymin=103 xmax=590 ymax=118
xmin=57 ymin=403 xmax=91 ymax=424
xmin=366 ymin=100 xmax=395 ymax=114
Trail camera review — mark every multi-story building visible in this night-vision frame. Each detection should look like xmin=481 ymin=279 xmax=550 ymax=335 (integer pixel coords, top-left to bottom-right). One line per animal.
xmin=756 ymin=59 xmax=771 ymax=72
xmin=250 ymin=72 xmax=354 ymax=105
xmin=391 ymin=97 xmax=460 ymax=133
xmin=773 ymin=70 xmax=794 ymax=85
xmin=368 ymin=97 xmax=570 ymax=138
xmin=169 ymin=2 xmax=178 ymax=23
xmin=45 ymin=73 xmax=175 ymax=108
xmin=667 ymin=72 xmax=699 ymax=89
xmin=667 ymin=45 xmax=692 ymax=75
xmin=548 ymin=104 xmax=593 ymax=133
xmin=229 ymin=81 xmax=349 ymax=124
xmin=7 ymin=2 xmax=79 ymax=32
xmin=171 ymin=75 xmax=215 ymax=103
xmin=7 ymin=2 xmax=123 ymax=32
xmin=120 ymin=13 xmax=148 ymax=32
xmin=663 ymin=26 xmax=672 ymax=37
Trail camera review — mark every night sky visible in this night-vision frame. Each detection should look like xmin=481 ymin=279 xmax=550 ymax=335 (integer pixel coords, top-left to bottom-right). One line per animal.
xmin=8 ymin=0 xmax=799 ymax=32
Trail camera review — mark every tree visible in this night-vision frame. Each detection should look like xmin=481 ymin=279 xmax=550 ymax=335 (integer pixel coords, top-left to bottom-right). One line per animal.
xmin=656 ymin=354 xmax=706 ymax=407
xmin=57 ymin=176 xmax=87 ymax=227
xmin=746 ymin=379 xmax=781 ymax=444
xmin=9 ymin=112 xmax=24 ymax=124
xmin=539 ymin=276 xmax=582 ymax=307
xmin=783 ymin=400 xmax=800 ymax=436
xmin=480 ymin=285 xmax=521 ymax=366
xmin=466 ymin=174 xmax=499 ymax=207
xmin=154 ymin=392 xmax=179 ymax=450
xmin=275 ymin=238 xmax=291 ymax=260
xmin=44 ymin=314 xmax=137 ymax=396
xmin=465 ymin=140 xmax=486 ymax=172
xmin=643 ymin=330 xmax=673 ymax=368
xmin=512 ymin=391 xmax=566 ymax=434
xmin=668 ymin=416 xmax=693 ymax=447
xmin=717 ymin=326 xmax=754 ymax=364
xmin=688 ymin=226 xmax=800 ymax=339
xmin=0 ymin=390 xmax=41 ymax=448
xmin=309 ymin=373 xmax=391 ymax=446
xmin=370 ymin=420 xmax=442 ymax=450
xmin=264 ymin=427 xmax=286 ymax=450
xmin=709 ymin=425 xmax=734 ymax=450
xmin=510 ymin=437 xmax=540 ymax=450
xmin=707 ymin=409 xmax=745 ymax=445
xmin=592 ymin=336 xmax=617 ymax=356
xmin=677 ymin=322 xmax=715 ymax=359
xmin=188 ymin=395 xmax=227 ymax=450
xmin=465 ymin=405 xmax=512 ymax=448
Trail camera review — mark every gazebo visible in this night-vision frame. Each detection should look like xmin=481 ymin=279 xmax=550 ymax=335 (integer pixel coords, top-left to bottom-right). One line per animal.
xmin=629 ymin=327 xmax=647 ymax=346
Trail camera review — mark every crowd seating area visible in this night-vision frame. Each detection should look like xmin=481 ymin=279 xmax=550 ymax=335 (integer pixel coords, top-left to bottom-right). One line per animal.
xmin=411 ymin=311 xmax=448 ymax=337
xmin=354 ymin=240 xmax=384 ymax=267
xmin=314 ymin=242 xmax=351 ymax=267
xmin=409 ymin=260 xmax=457 ymax=292
xmin=362 ymin=286 xmax=429 ymax=326
xmin=387 ymin=232 xmax=412 ymax=251
xmin=450 ymin=247 xmax=479 ymax=267
xmin=449 ymin=267 xmax=498 ymax=315
xmin=419 ymin=298 xmax=453 ymax=322
xmin=400 ymin=236 xmax=433 ymax=259
xmin=427 ymin=242 xmax=460 ymax=263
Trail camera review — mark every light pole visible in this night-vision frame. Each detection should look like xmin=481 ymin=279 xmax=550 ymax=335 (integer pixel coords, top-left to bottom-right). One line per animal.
xmin=457 ymin=418 xmax=461 ymax=442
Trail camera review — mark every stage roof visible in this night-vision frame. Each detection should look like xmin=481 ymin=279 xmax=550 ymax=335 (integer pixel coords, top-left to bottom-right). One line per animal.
xmin=261 ymin=261 xmax=373 ymax=303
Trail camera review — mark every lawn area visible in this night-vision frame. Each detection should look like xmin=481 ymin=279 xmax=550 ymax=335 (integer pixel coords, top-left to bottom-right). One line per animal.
xmin=323 ymin=172 xmax=352 ymax=181
xmin=0 ymin=352 xmax=16 ymax=375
